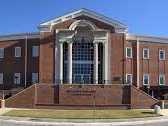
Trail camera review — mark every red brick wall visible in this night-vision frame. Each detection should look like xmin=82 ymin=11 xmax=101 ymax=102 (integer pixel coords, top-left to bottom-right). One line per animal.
xmin=52 ymin=15 xmax=115 ymax=32
xmin=35 ymin=84 xmax=58 ymax=105
xmin=39 ymin=32 xmax=55 ymax=83
xmin=5 ymin=84 xmax=159 ymax=109
xmin=34 ymin=84 xmax=131 ymax=106
xmin=139 ymin=43 xmax=168 ymax=87
xmin=130 ymin=86 xmax=159 ymax=108
xmin=0 ymin=38 xmax=39 ymax=89
xmin=59 ymin=85 xmax=130 ymax=106
xmin=125 ymin=41 xmax=168 ymax=88
xmin=6 ymin=84 xmax=131 ymax=108
xmin=5 ymin=85 xmax=35 ymax=108
xmin=110 ymin=33 xmax=125 ymax=83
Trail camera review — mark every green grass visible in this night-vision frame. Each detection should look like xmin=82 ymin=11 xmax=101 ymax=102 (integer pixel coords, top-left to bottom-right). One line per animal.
xmin=3 ymin=109 xmax=159 ymax=119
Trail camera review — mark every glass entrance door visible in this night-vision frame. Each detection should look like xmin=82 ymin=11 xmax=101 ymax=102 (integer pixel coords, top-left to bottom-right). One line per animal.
xmin=74 ymin=74 xmax=91 ymax=84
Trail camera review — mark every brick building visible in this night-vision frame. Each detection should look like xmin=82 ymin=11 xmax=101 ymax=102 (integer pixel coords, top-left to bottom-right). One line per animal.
xmin=0 ymin=9 xmax=167 ymax=108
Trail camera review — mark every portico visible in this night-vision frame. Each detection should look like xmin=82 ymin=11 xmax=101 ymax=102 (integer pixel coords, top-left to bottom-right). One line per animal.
xmin=56 ymin=20 xmax=108 ymax=84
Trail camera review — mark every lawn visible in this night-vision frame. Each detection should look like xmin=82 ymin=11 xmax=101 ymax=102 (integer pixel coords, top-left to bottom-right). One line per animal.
xmin=3 ymin=109 xmax=159 ymax=119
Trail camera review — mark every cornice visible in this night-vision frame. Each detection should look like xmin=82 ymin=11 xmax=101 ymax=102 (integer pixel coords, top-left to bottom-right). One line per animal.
xmin=126 ymin=34 xmax=168 ymax=44
xmin=0 ymin=32 xmax=40 ymax=41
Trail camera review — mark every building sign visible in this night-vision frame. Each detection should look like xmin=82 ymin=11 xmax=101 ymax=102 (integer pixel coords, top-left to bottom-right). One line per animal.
xmin=66 ymin=89 xmax=96 ymax=96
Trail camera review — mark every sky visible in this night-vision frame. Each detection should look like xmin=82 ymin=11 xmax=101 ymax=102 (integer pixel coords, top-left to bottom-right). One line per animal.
xmin=0 ymin=0 xmax=168 ymax=37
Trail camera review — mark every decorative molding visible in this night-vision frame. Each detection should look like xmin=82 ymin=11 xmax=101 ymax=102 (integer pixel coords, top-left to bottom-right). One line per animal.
xmin=57 ymin=29 xmax=108 ymax=44
xmin=0 ymin=32 xmax=40 ymax=41
xmin=94 ymin=31 xmax=107 ymax=42
xmin=39 ymin=8 xmax=128 ymax=33
xmin=126 ymin=34 xmax=168 ymax=44
xmin=69 ymin=20 xmax=97 ymax=30
xmin=57 ymin=30 xmax=74 ymax=43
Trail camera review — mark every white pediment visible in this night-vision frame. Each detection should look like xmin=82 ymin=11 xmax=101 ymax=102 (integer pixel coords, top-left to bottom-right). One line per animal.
xmin=39 ymin=8 xmax=128 ymax=33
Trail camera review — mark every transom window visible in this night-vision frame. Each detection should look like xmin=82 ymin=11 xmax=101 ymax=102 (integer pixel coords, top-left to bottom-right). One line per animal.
xmin=159 ymin=50 xmax=165 ymax=60
xmin=143 ymin=48 xmax=149 ymax=59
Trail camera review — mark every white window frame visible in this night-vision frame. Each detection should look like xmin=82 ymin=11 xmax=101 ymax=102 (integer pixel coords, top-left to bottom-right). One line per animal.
xmin=32 ymin=46 xmax=39 ymax=57
xmin=0 ymin=48 xmax=4 ymax=58
xmin=32 ymin=73 xmax=39 ymax=83
xmin=159 ymin=74 xmax=165 ymax=85
xmin=14 ymin=73 xmax=21 ymax=84
xmin=15 ymin=47 xmax=21 ymax=58
xmin=159 ymin=50 xmax=165 ymax=60
xmin=143 ymin=48 xmax=149 ymax=59
xmin=0 ymin=73 xmax=3 ymax=84
xmin=126 ymin=74 xmax=132 ymax=84
xmin=126 ymin=47 xmax=132 ymax=58
xmin=143 ymin=74 xmax=149 ymax=85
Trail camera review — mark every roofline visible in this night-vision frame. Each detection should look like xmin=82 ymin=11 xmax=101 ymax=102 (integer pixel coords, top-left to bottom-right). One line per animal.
xmin=0 ymin=32 xmax=40 ymax=41
xmin=39 ymin=8 xmax=128 ymax=32
xmin=126 ymin=34 xmax=168 ymax=43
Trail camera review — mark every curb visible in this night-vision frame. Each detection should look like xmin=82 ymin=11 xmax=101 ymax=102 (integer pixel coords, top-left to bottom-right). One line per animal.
xmin=0 ymin=117 xmax=168 ymax=126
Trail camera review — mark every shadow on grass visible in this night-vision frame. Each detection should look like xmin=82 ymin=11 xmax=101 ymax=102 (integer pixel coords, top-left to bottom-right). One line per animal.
xmin=141 ymin=111 xmax=155 ymax=114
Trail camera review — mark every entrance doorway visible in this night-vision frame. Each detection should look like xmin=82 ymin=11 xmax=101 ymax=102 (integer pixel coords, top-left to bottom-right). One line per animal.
xmin=73 ymin=74 xmax=91 ymax=84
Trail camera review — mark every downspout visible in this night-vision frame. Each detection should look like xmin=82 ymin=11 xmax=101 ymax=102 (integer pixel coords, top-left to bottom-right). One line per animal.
xmin=24 ymin=35 xmax=28 ymax=88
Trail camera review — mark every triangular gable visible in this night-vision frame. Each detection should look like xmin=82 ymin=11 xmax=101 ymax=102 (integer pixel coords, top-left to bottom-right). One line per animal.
xmin=39 ymin=8 xmax=128 ymax=33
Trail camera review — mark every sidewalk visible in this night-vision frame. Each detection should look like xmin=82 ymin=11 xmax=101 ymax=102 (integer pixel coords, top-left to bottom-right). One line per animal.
xmin=160 ymin=109 xmax=168 ymax=116
xmin=0 ymin=116 xmax=168 ymax=126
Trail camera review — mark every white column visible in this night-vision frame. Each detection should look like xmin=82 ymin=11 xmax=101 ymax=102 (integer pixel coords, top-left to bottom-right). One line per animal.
xmin=94 ymin=42 xmax=98 ymax=84
xmin=137 ymin=38 xmax=140 ymax=88
xmin=103 ymin=42 xmax=108 ymax=84
xmin=68 ymin=42 xmax=73 ymax=84
xmin=59 ymin=43 xmax=63 ymax=84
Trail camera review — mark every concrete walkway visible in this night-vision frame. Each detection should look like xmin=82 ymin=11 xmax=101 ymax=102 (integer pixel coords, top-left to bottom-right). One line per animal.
xmin=0 ymin=114 xmax=167 ymax=126
xmin=0 ymin=116 xmax=168 ymax=126
xmin=160 ymin=109 xmax=168 ymax=116
xmin=1 ymin=108 xmax=168 ymax=126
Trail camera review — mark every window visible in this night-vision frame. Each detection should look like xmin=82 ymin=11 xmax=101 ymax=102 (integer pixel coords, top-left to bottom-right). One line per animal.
xmin=126 ymin=47 xmax=132 ymax=58
xmin=159 ymin=74 xmax=165 ymax=85
xmin=32 ymin=73 xmax=39 ymax=83
xmin=0 ymin=73 xmax=3 ymax=84
xmin=126 ymin=74 xmax=132 ymax=84
xmin=15 ymin=47 xmax=21 ymax=57
xmin=143 ymin=48 xmax=149 ymax=59
xmin=72 ymin=41 xmax=94 ymax=84
xmin=14 ymin=73 xmax=21 ymax=84
xmin=0 ymin=48 xmax=4 ymax=58
xmin=32 ymin=46 xmax=39 ymax=57
xmin=143 ymin=74 xmax=149 ymax=85
xmin=159 ymin=50 xmax=165 ymax=60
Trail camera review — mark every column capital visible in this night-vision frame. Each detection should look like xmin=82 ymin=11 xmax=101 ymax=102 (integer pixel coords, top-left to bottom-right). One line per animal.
xmin=93 ymin=39 xmax=106 ymax=44
xmin=67 ymin=40 xmax=73 ymax=44
xmin=93 ymin=40 xmax=99 ymax=44
xmin=59 ymin=38 xmax=73 ymax=43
